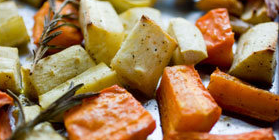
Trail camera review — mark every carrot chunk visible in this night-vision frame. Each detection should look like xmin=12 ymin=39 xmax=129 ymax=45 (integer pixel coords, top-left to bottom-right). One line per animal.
xmin=64 ymin=85 xmax=156 ymax=140
xmin=33 ymin=1 xmax=83 ymax=53
xmin=157 ymin=65 xmax=221 ymax=134
xmin=207 ymin=68 xmax=279 ymax=122
xmin=196 ymin=8 xmax=234 ymax=67
xmin=0 ymin=91 xmax=13 ymax=140
xmin=164 ymin=128 xmax=275 ymax=140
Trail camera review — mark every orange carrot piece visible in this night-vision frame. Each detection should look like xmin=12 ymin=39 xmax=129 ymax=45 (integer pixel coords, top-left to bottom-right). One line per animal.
xmin=33 ymin=1 xmax=83 ymax=53
xmin=157 ymin=65 xmax=221 ymax=134
xmin=207 ymin=68 xmax=279 ymax=122
xmin=164 ymin=128 xmax=275 ymax=140
xmin=0 ymin=91 xmax=13 ymax=140
xmin=64 ymin=85 xmax=156 ymax=140
xmin=196 ymin=8 xmax=234 ymax=67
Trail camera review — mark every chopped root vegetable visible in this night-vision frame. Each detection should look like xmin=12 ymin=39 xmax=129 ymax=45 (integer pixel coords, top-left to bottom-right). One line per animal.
xmin=208 ymin=68 xmax=279 ymax=122
xmin=33 ymin=1 xmax=83 ymax=53
xmin=157 ymin=65 xmax=221 ymax=134
xmin=196 ymin=8 xmax=234 ymax=67
xmin=64 ymin=85 xmax=156 ymax=140
xmin=164 ymin=128 xmax=275 ymax=140
xmin=0 ymin=91 xmax=13 ymax=140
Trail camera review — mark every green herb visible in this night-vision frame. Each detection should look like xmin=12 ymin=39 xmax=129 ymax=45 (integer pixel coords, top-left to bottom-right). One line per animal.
xmin=7 ymin=83 xmax=100 ymax=140
xmin=31 ymin=0 xmax=80 ymax=74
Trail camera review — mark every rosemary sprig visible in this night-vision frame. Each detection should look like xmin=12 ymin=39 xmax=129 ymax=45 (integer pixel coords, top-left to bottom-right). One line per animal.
xmin=7 ymin=83 xmax=100 ymax=140
xmin=31 ymin=0 xmax=80 ymax=74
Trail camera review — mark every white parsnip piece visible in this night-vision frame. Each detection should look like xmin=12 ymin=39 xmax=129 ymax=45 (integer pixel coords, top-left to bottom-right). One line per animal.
xmin=79 ymin=0 xmax=124 ymax=65
xmin=229 ymin=22 xmax=278 ymax=84
xmin=21 ymin=64 xmax=37 ymax=99
xmin=0 ymin=46 xmax=21 ymax=93
xmin=120 ymin=7 xmax=163 ymax=36
xmin=111 ymin=16 xmax=177 ymax=97
xmin=30 ymin=45 xmax=95 ymax=96
xmin=0 ymin=1 xmax=29 ymax=46
xmin=39 ymin=63 xmax=119 ymax=109
xmin=168 ymin=18 xmax=208 ymax=65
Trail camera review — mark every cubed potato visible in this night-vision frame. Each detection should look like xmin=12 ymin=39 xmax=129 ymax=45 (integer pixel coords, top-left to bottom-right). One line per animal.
xmin=111 ymin=16 xmax=177 ymax=97
xmin=0 ymin=1 xmax=29 ymax=46
xmin=30 ymin=45 xmax=95 ymax=96
xmin=79 ymin=0 xmax=124 ymax=65
xmin=25 ymin=122 xmax=66 ymax=140
xmin=229 ymin=22 xmax=278 ymax=84
xmin=241 ymin=0 xmax=271 ymax=24
xmin=21 ymin=64 xmax=37 ymax=100
xmin=102 ymin=0 xmax=156 ymax=13
xmin=196 ymin=0 xmax=244 ymax=16
xmin=230 ymin=16 xmax=253 ymax=35
xmin=39 ymin=63 xmax=119 ymax=109
xmin=64 ymin=85 xmax=156 ymax=140
xmin=120 ymin=7 xmax=163 ymax=36
xmin=23 ymin=105 xmax=41 ymax=122
xmin=157 ymin=65 xmax=221 ymax=134
xmin=0 ymin=46 xmax=21 ymax=93
xmin=168 ymin=18 xmax=208 ymax=65
xmin=208 ymin=68 xmax=279 ymax=122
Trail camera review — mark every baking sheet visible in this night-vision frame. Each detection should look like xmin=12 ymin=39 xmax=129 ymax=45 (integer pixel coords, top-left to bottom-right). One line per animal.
xmin=14 ymin=0 xmax=279 ymax=139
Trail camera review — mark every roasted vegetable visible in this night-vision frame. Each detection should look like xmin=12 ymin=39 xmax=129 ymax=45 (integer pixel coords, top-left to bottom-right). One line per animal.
xmin=0 ymin=47 xmax=21 ymax=93
xmin=79 ymin=0 xmax=124 ymax=65
xmin=120 ymin=7 xmax=163 ymax=36
xmin=102 ymin=0 xmax=157 ymax=13
xmin=229 ymin=16 xmax=253 ymax=35
xmin=241 ymin=0 xmax=271 ymax=24
xmin=0 ymin=1 xmax=29 ymax=47
xmin=21 ymin=64 xmax=37 ymax=100
xmin=157 ymin=65 xmax=221 ymax=134
xmin=229 ymin=22 xmax=278 ymax=84
xmin=196 ymin=8 xmax=234 ymax=67
xmin=0 ymin=91 xmax=13 ymax=140
xmin=64 ymin=85 xmax=156 ymax=140
xmin=164 ymin=128 xmax=275 ymax=140
xmin=111 ymin=16 xmax=177 ymax=97
xmin=196 ymin=0 xmax=244 ymax=16
xmin=20 ymin=0 xmax=45 ymax=7
xmin=30 ymin=45 xmax=95 ymax=96
xmin=39 ymin=63 xmax=119 ymax=109
xmin=168 ymin=18 xmax=208 ymax=65
xmin=208 ymin=68 xmax=279 ymax=122
xmin=33 ymin=1 xmax=82 ymax=51
xmin=23 ymin=105 xmax=41 ymax=123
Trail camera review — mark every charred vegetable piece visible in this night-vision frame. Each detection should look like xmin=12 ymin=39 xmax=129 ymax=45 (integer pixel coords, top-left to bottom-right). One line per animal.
xmin=79 ymin=0 xmax=124 ymax=65
xmin=30 ymin=45 xmax=95 ymax=96
xmin=39 ymin=63 xmax=119 ymax=109
xmin=208 ymin=68 xmax=279 ymax=122
xmin=157 ymin=65 xmax=221 ymax=134
xmin=0 ymin=1 xmax=29 ymax=47
xmin=111 ymin=16 xmax=177 ymax=97
xmin=229 ymin=22 xmax=278 ymax=84
xmin=168 ymin=18 xmax=208 ymax=65
xmin=20 ymin=0 xmax=45 ymax=7
xmin=196 ymin=8 xmax=234 ymax=67
xmin=33 ymin=1 xmax=83 ymax=52
xmin=164 ymin=128 xmax=275 ymax=140
xmin=0 ymin=91 xmax=13 ymax=140
xmin=196 ymin=0 xmax=244 ymax=16
xmin=0 ymin=47 xmax=21 ymax=94
xmin=241 ymin=0 xmax=271 ymax=24
xmin=120 ymin=7 xmax=163 ymax=37
xmin=64 ymin=85 xmax=156 ymax=140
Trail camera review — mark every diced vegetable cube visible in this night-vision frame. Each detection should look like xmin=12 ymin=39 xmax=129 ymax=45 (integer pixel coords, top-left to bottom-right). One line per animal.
xmin=229 ymin=22 xmax=278 ymax=84
xmin=39 ymin=63 xmax=119 ymax=109
xmin=79 ymin=0 xmax=124 ymax=65
xmin=168 ymin=18 xmax=208 ymax=65
xmin=157 ymin=65 xmax=221 ymax=134
xmin=0 ymin=1 xmax=29 ymax=47
xmin=208 ymin=68 xmax=279 ymax=122
xmin=64 ymin=85 xmax=156 ymax=140
xmin=111 ymin=16 xmax=177 ymax=97
xmin=196 ymin=8 xmax=234 ymax=67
